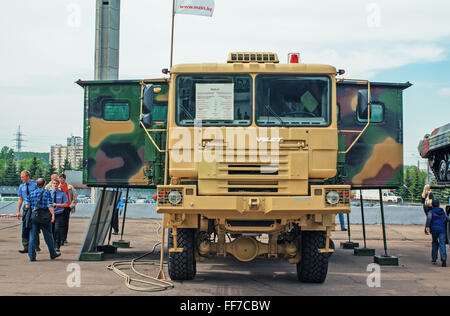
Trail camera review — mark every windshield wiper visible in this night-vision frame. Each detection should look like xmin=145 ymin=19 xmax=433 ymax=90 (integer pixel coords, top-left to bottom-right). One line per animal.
xmin=180 ymin=104 xmax=194 ymax=119
xmin=264 ymin=104 xmax=288 ymax=126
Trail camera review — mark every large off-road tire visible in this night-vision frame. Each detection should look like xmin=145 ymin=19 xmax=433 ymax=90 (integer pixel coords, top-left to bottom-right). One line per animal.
xmin=297 ymin=231 xmax=329 ymax=283
xmin=168 ymin=228 xmax=197 ymax=281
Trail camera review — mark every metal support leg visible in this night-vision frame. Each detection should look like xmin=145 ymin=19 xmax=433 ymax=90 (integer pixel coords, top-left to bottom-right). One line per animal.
xmin=374 ymin=188 xmax=398 ymax=265
xmin=354 ymin=189 xmax=376 ymax=256
xmin=340 ymin=212 xmax=359 ymax=250
xmin=113 ymin=188 xmax=131 ymax=248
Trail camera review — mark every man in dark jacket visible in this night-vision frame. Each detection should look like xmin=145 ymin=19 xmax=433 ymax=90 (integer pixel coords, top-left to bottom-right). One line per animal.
xmin=426 ymin=199 xmax=449 ymax=267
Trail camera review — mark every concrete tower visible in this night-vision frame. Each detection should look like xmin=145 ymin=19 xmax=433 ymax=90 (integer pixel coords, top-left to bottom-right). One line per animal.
xmin=94 ymin=0 xmax=120 ymax=80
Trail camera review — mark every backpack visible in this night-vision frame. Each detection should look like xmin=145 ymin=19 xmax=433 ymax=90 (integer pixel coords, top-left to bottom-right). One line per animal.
xmin=31 ymin=190 xmax=52 ymax=225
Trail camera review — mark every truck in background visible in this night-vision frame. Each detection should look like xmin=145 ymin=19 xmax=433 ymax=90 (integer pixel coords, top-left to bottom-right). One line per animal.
xmin=352 ymin=189 xmax=403 ymax=204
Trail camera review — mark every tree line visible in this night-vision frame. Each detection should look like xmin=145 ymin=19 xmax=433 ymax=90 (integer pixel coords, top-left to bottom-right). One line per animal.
xmin=395 ymin=165 xmax=450 ymax=204
xmin=0 ymin=146 xmax=81 ymax=186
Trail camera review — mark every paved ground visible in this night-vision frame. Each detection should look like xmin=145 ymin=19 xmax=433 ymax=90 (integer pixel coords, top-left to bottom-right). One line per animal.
xmin=0 ymin=217 xmax=448 ymax=296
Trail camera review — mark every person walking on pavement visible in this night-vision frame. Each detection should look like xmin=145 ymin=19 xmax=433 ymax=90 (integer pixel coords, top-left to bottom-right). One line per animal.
xmin=58 ymin=173 xmax=77 ymax=245
xmin=50 ymin=178 xmax=69 ymax=255
xmin=422 ymin=184 xmax=434 ymax=216
xmin=425 ymin=199 xmax=449 ymax=267
xmin=16 ymin=170 xmax=40 ymax=253
xmin=24 ymin=178 xmax=60 ymax=261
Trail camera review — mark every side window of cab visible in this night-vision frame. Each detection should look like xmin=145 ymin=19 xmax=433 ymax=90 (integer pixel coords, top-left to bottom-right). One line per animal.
xmin=356 ymin=101 xmax=384 ymax=123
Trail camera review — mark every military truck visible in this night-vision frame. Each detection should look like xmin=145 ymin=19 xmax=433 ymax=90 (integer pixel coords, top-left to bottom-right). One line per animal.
xmin=78 ymin=52 xmax=410 ymax=283
xmin=418 ymin=123 xmax=450 ymax=185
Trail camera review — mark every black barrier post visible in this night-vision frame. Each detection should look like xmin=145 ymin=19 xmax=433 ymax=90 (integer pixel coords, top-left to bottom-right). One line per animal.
xmin=354 ymin=189 xmax=376 ymax=256
xmin=340 ymin=210 xmax=359 ymax=249
xmin=374 ymin=188 xmax=398 ymax=265
xmin=113 ymin=188 xmax=131 ymax=248
xmin=120 ymin=188 xmax=129 ymax=239
xmin=360 ymin=190 xmax=367 ymax=248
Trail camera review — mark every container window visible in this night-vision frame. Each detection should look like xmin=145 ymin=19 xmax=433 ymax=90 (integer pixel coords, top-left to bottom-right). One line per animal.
xmin=357 ymin=102 xmax=384 ymax=123
xmin=103 ymin=102 xmax=130 ymax=121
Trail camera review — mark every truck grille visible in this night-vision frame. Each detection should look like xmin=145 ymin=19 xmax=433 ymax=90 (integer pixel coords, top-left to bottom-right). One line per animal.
xmin=216 ymin=154 xmax=289 ymax=194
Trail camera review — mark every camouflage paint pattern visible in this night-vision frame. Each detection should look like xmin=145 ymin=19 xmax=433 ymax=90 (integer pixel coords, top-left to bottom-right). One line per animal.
xmin=335 ymin=81 xmax=411 ymax=188
xmin=78 ymin=78 xmax=410 ymax=190
xmin=77 ymin=79 xmax=168 ymax=187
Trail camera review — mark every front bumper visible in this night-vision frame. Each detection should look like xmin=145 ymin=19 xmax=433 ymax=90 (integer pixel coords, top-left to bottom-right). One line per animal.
xmin=157 ymin=184 xmax=351 ymax=219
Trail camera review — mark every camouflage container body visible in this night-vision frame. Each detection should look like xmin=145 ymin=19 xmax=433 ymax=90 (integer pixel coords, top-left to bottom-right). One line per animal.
xmin=77 ymin=79 xmax=168 ymax=187
xmin=418 ymin=123 xmax=450 ymax=184
xmin=335 ymin=81 xmax=411 ymax=188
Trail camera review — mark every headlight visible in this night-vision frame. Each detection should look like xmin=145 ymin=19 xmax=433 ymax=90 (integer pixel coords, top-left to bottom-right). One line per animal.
xmin=326 ymin=191 xmax=340 ymax=205
xmin=168 ymin=191 xmax=182 ymax=205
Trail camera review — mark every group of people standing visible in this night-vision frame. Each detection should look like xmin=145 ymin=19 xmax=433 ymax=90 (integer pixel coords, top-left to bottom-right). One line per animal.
xmin=16 ymin=171 xmax=77 ymax=261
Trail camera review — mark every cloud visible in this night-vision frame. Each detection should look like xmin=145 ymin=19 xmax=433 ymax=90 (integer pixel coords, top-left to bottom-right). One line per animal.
xmin=439 ymin=87 xmax=450 ymax=96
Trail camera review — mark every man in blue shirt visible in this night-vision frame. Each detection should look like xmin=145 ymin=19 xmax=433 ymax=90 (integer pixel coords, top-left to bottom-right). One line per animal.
xmin=50 ymin=178 xmax=69 ymax=254
xmin=16 ymin=170 xmax=40 ymax=253
xmin=426 ymin=199 xmax=450 ymax=267
xmin=24 ymin=178 xmax=59 ymax=261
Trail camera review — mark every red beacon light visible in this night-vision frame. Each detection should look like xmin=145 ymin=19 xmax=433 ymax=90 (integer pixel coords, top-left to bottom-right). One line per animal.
xmin=338 ymin=69 xmax=346 ymax=75
xmin=288 ymin=53 xmax=300 ymax=64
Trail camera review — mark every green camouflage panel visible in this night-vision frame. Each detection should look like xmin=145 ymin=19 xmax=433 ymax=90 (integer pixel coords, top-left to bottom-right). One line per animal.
xmin=335 ymin=81 xmax=411 ymax=188
xmin=418 ymin=123 xmax=450 ymax=184
xmin=76 ymin=79 xmax=168 ymax=187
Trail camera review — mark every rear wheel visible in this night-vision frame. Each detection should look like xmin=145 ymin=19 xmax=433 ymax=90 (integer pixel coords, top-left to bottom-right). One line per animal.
xmin=297 ymin=231 xmax=329 ymax=283
xmin=168 ymin=228 xmax=197 ymax=281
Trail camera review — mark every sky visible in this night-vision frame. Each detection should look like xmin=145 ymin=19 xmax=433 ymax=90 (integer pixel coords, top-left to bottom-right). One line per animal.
xmin=0 ymin=0 xmax=449 ymax=167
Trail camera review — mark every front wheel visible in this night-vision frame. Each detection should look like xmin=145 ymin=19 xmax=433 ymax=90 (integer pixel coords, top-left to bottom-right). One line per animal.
xmin=297 ymin=231 xmax=329 ymax=283
xmin=168 ymin=228 xmax=197 ymax=281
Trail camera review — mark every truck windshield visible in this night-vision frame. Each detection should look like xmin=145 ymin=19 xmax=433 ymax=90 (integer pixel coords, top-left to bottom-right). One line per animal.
xmin=176 ymin=74 xmax=252 ymax=126
xmin=255 ymin=75 xmax=331 ymax=126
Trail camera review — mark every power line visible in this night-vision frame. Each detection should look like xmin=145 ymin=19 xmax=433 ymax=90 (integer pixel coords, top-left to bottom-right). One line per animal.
xmin=12 ymin=125 xmax=26 ymax=161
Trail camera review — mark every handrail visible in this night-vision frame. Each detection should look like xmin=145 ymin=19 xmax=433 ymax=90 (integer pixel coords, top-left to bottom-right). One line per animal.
xmin=338 ymin=79 xmax=371 ymax=154
xmin=139 ymin=120 xmax=167 ymax=153
xmin=139 ymin=81 xmax=167 ymax=153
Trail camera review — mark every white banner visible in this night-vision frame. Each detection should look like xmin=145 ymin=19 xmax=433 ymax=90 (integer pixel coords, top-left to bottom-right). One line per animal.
xmin=174 ymin=0 xmax=215 ymax=17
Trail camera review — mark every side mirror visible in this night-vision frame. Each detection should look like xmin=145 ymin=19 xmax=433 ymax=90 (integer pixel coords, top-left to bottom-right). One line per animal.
xmin=141 ymin=85 xmax=161 ymax=128
xmin=357 ymin=90 xmax=370 ymax=120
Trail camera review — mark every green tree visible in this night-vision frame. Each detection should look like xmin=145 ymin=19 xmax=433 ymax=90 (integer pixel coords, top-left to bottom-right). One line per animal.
xmin=45 ymin=160 xmax=57 ymax=183
xmin=62 ymin=158 xmax=72 ymax=172
xmin=29 ymin=156 xmax=40 ymax=179
xmin=3 ymin=158 xmax=20 ymax=186
xmin=0 ymin=146 xmax=15 ymax=161
xmin=401 ymin=167 xmax=413 ymax=201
